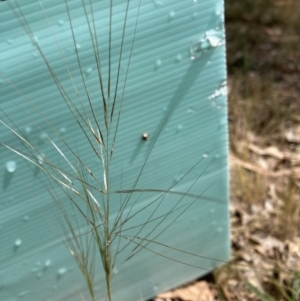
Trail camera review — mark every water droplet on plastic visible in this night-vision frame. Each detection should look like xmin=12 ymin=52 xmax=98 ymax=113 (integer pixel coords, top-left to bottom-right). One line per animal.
xmin=155 ymin=59 xmax=162 ymax=69
xmin=6 ymin=161 xmax=17 ymax=173
xmin=168 ymin=11 xmax=175 ymax=20
xmin=153 ymin=284 xmax=159 ymax=291
xmin=187 ymin=106 xmax=196 ymax=114
xmin=113 ymin=267 xmax=119 ymax=275
xmin=15 ymin=239 xmax=22 ymax=247
xmin=32 ymin=35 xmax=38 ymax=45
xmin=39 ymin=132 xmax=48 ymax=140
xmin=175 ymin=54 xmax=182 ymax=62
xmin=202 ymin=153 xmax=209 ymax=158
xmin=76 ymin=43 xmax=81 ymax=50
xmin=217 ymin=227 xmax=223 ymax=233
xmin=32 ymin=51 xmax=38 ymax=58
xmin=23 ymin=216 xmax=29 ymax=222
xmin=57 ymin=19 xmax=65 ymax=26
xmin=18 ymin=290 xmax=30 ymax=297
xmin=154 ymin=0 xmax=163 ymax=7
xmin=85 ymin=67 xmax=93 ymax=76
xmin=6 ymin=39 xmax=13 ymax=45
xmin=57 ymin=267 xmax=67 ymax=277
xmin=24 ymin=126 xmax=32 ymax=135
xmin=176 ymin=124 xmax=183 ymax=132
xmin=44 ymin=259 xmax=52 ymax=268
xmin=192 ymin=12 xmax=198 ymax=20
xmin=193 ymin=0 xmax=198 ymax=2
xmin=37 ymin=154 xmax=44 ymax=165
xmin=59 ymin=127 xmax=66 ymax=134
xmin=36 ymin=272 xmax=42 ymax=279
xmin=215 ymin=1 xmax=223 ymax=15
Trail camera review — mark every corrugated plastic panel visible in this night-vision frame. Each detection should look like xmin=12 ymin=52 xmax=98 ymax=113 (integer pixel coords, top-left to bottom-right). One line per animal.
xmin=0 ymin=0 xmax=229 ymax=300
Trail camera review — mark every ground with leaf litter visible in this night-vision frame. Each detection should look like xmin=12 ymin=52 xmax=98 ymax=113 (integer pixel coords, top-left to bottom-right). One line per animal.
xmin=153 ymin=0 xmax=300 ymax=300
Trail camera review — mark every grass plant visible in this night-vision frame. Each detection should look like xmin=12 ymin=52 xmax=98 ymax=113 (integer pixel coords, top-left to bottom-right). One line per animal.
xmin=247 ymin=272 xmax=300 ymax=301
xmin=0 ymin=1 xmax=229 ymax=300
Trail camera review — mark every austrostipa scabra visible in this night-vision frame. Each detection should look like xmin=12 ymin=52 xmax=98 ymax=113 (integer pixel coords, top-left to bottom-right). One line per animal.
xmin=0 ymin=0 xmax=229 ymax=300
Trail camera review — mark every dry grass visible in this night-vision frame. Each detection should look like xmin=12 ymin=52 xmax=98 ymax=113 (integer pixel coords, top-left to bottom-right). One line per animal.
xmin=226 ymin=0 xmax=300 ymax=239
xmin=276 ymin=177 xmax=300 ymax=239
xmin=214 ymin=0 xmax=300 ymax=299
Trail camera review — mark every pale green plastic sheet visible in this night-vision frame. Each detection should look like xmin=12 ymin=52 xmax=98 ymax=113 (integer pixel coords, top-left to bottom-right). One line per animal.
xmin=0 ymin=0 xmax=229 ymax=300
